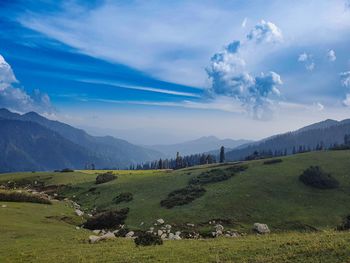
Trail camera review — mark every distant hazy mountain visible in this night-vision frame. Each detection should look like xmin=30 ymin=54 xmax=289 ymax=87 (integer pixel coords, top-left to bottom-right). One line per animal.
xmin=0 ymin=119 xmax=101 ymax=172
xmin=147 ymin=136 xmax=252 ymax=157
xmin=0 ymin=108 xmax=163 ymax=171
xmin=226 ymin=119 xmax=350 ymax=161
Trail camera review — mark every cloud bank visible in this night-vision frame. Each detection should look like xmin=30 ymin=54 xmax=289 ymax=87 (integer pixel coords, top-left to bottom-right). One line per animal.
xmin=206 ymin=20 xmax=283 ymax=119
xmin=0 ymin=54 xmax=54 ymax=114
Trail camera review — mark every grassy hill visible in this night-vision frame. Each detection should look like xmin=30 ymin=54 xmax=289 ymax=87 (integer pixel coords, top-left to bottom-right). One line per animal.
xmin=2 ymin=150 xmax=350 ymax=262
xmin=1 ymin=150 xmax=350 ymax=232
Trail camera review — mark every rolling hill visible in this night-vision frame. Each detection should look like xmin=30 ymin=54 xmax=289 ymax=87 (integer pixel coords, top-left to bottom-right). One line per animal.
xmin=2 ymin=150 xmax=350 ymax=232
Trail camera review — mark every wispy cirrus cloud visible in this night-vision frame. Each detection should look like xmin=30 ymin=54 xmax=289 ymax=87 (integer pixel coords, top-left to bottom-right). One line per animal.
xmin=78 ymin=79 xmax=201 ymax=98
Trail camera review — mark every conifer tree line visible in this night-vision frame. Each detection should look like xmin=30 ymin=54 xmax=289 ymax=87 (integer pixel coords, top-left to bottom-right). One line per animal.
xmin=129 ymin=151 xmax=218 ymax=170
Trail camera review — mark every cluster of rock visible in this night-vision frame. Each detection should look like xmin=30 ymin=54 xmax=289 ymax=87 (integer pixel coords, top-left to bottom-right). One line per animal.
xmin=211 ymin=224 xmax=240 ymax=238
xmin=148 ymin=221 xmax=182 ymax=241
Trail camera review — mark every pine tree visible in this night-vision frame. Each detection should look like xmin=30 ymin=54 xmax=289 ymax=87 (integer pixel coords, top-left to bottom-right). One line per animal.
xmin=219 ymin=146 xmax=225 ymax=163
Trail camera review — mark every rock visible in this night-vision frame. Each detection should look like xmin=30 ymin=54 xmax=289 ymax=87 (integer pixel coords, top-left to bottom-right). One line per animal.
xmin=75 ymin=209 xmax=84 ymax=217
xmin=1 ymin=204 xmax=7 ymax=208
xmin=253 ymin=223 xmax=270 ymax=234
xmin=149 ymin=227 xmax=154 ymax=232
xmin=161 ymin=233 xmax=167 ymax=240
xmin=165 ymin=224 xmax=172 ymax=229
xmin=187 ymin=223 xmax=195 ymax=227
xmin=75 ymin=226 xmax=80 ymax=230
xmin=89 ymin=235 xmax=101 ymax=244
xmin=140 ymin=222 xmax=144 ymax=226
xmin=212 ymin=232 xmax=217 ymax=237
xmin=216 ymin=230 xmax=223 ymax=236
xmin=215 ymin=224 xmax=224 ymax=231
xmin=156 ymin=218 xmax=165 ymax=225
xmin=100 ymin=232 xmax=116 ymax=240
xmin=93 ymin=230 xmax=101 ymax=235
xmin=125 ymin=231 xmax=134 ymax=238
xmin=168 ymin=233 xmax=175 ymax=240
xmin=175 ymin=231 xmax=181 ymax=236
xmin=157 ymin=230 xmax=163 ymax=236
xmin=174 ymin=235 xmax=181 ymax=240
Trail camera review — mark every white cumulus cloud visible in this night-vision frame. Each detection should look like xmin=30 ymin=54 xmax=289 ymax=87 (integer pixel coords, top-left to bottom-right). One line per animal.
xmin=327 ymin=49 xmax=336 ymax=62
xmin=246 ymin=20 xmax=283 ymax=44
xmin=206 ymin=21 xmax=283 ymax=119
xmin=298 ymin=52 xmax=315 ymax=71
xmin=0 ymin=54 xmax=54 ymax=114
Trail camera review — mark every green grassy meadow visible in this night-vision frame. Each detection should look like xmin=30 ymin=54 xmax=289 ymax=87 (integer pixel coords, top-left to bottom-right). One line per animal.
xmin=1 ymin=150 xmax=350 ymax=262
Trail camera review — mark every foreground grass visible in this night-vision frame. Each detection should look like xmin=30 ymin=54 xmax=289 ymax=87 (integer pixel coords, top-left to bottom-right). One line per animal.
xmin=0 ymin=201 xmax=350 ymax=263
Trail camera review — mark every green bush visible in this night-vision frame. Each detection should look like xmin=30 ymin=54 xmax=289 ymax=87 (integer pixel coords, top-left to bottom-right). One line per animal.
xmin=60 ymin=168 xmax=74 ymax=173
xmin=134 ymin=232 xmax=163 ymax=246
xmin=189 ymin=165 xmax=247 ymax=185
xmin=95 ymin=172 xmax=117 ymax=185
xmin=114 ymin=192 xmax=133 ymax=204
xmin=83 ymin=208 xmax=129 ymax=230
xmin=160 ymin=185 xmax=206 ymax=208
xmin=299 ymin=166 xmax=339 ymax=189
xmin=263 ymin=159 xmax=283 ymax=165
xmin=0 ymin=190 xmax=51 ymax=204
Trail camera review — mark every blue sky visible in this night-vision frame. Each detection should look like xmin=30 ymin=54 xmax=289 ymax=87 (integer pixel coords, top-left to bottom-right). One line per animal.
xmin=1 ymin=0 xmax=350 ymax=144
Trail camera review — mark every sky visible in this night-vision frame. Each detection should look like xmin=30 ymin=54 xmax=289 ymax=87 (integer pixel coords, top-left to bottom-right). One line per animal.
xmin=1 ymin=0 xmax=350 ymax=144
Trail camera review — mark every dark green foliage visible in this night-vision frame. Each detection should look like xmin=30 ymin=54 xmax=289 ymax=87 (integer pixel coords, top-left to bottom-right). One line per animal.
xmin=83 ymin=208 xmax=129 ymax=230
xmin=95 ymin=172 xmax=116 ymax=184
xmin=189 ymin=165 xmax=247 ymax=185
xmin=189 ymin=169 xmax=231 ymax=185
xmin=160 ymin=185 xmax=206 ymax=208
xmin=299 ymin=166 xmax=339 ymax=189
xmin=0 ymin=190 xmax=51 ymax=204
xmin=134 ymin=232 xmax=163 ymax=246
xmin=60 ymin=168 xmax=74 ymax=173
xmin=337 ymin=215 xmax=350 ymax=231
xmin=220 ymin=146 xmax=225 ymax=163
xmin=115 ymin=228 xmax=130 ymax=237
xmin=263 ymin=159 xmax=283 ymax=165
xmin=114 ymin=192 xmax=133 ymax=204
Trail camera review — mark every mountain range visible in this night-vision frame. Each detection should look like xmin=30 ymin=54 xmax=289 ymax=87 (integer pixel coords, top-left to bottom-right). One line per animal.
xmin=0 ymin=108 xmax=163 ymax=172
xmin=146 ymin=136 xmax=251 ymax=157
xmin=226 ymin=118 xmax=350 ymax=161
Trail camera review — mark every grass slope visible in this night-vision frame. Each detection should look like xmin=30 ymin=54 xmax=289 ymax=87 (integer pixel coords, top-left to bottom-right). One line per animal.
xmin=1 ymin=150 xmax=350 ymax=232
xmin=1 ymin=201 xmax=350 ymax=263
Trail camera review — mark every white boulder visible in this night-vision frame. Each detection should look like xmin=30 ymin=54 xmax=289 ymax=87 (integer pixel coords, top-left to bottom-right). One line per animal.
xmin=253 ymin=223 xmax=270 ymax=234
xmin=156 ymin=218 xmax=165 ymax=225
xmin=125 ymin=231 xmax=134 ymax=238
xmin=75 ymin=209 xmax=84 ymax=217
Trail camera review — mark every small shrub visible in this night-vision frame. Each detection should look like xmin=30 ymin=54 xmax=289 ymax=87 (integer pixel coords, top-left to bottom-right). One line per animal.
xmin=134 ymin=232 xmax=163 ymax=246
xmin=189 ymin=165 xmax=247 ymax=185
xmin=95 ymin=172 xmax=117 ymax=184
xmin=160 ymin=185 xmax=206 ymax=208
xmin=114 ymin=192 xmax=133 ymax=204
xmin=189 ymin=169 xmax=231 ymax=185
xmin=83 ymin=208 xmax=129 ymax=230
xmin=0 ymin=190 xmax=51 ymax=204
xmin=60 ymin=168 xmax=74 ymax=173
xmin=263 ymin=159 xmax=283 ymax=165
xmin=299 ymin=166 xmax=339 ymax=189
